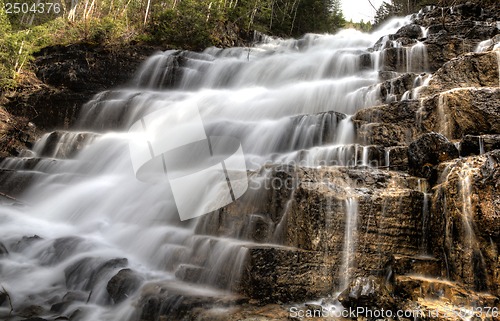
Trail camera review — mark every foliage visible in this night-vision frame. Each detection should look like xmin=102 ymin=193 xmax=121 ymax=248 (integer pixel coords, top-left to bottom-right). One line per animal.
xmin=344 ymin=19 xmax=372 ymax=32
xmin=0 ymin=0 xmax=347 ymax=91
xmin=374 ymin=0 xmax=498 ymax=26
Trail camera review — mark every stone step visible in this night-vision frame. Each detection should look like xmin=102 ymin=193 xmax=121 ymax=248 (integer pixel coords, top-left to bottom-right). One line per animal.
xmin=33 ymin=130 xmax=100 ymax=159
xmin=0 ymin=169 xmax=46 ymax=198
xmin=459 ymin=134 xmax=500 ymax=156
xmin=391 ymin=254 xmax=440 ymax=277
xmin=0 ymin=157 xmax=61 ymax=171
xmin=395 ymin=275 xmax=499 ymax=307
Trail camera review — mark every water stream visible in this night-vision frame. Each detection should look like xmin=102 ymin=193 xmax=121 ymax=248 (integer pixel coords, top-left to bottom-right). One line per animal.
xmin=0 ymin=15 xmax=441 ymax=320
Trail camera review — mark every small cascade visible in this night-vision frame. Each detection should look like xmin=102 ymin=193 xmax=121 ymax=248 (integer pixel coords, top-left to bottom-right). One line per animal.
xmin=435 ymin=162 xmax=489 ymax=292
xmin=406 ymin=41 xmax=429 ymax=73
xmin=457 ymin=165 xmax=479 ymax=250
xmin=437 ymin=91 xmax=453 ymax=139
xmin=33 ymin=131 xmax=99 ymax=158
xmin=411 ymin=73 xmax=431 ymax=99
xmin=417 ymin=179 xmax=430 ymax=253
xmin=340 ymin=197 xmax=358 ymax=290
xmin=478 ymin=136 xmax=485 ymax=154
xmin=496 ymin=49 xmax=500 ymax=87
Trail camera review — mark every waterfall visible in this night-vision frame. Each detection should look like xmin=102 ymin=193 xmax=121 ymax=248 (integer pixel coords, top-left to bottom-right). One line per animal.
xmin=340 ymin=197 xmax=358 ymax=290
xmin=0 ymin=15 xmax=426 ymax=321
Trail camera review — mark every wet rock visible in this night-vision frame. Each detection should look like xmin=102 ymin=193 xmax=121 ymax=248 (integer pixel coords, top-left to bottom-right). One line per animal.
xmin=395 ymin=24 xmax=423 ymax=39
xmin=241 ymin=246 xmax=336 ymax=303
xmin=385 ymin=146 xmax=409 ymax=170
xmin=390 ymin=255 xmax=441 ymax=277
xmin=359 ymin=53 xmax=372 ymax=70
xmin=138 ymin=281 xmax=247 ymax=321
xmin=10 ymin=235 xmax=43 ymax=252
xmin=35 ymin=131 xmax=98 ymax=159
xmin=354 ymin=100 xmax=421 ymax=147
xmin=40 ymin=236 xmax=91 ymax=266
xmin=420 ymin=51 xmax=499 ymax=98
xmin=338 ymin=276 xmax=396 ymax=312
xmin=424 ymin=35 xmax=480 ymax=72
xmin=0 ymin=107 xmax=39 ymax=157
xmin=0 ymin=290 xmax=6 ymax=306
xmin=0 ymin=242 xmax=8 ymax=256
xmin=201 ymin=165 xmax=427 ymax=303
xmin=460 ymin=134 xmax=500 ymax=156
xmin=395 ymin=275 xmax=498 ymax=307
xmin=379 ymin=73 xmax=417 ymax=103
xmin=430 ymin=152 xmax=500 ymax=296
xmin=0 ymin=169 xmax=45 ymax=199
xmin=64 ymin=257 xmax=128 ymax=292
xmin=106 ymin=268 xmax=143 ymax=303
xmin=408 ymin=132 xmax=459 ymax=179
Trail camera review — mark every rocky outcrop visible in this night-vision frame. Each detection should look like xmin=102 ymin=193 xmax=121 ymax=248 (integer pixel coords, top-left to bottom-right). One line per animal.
xmin=419 ymin=88 xmax=500 ymax=140
xmin=107 ymin=269 xmax=144 ymax=304
xmin=2 ymin=43 xmax=160 ymax=131
xmin=420 ymin=51 xmax=499 ymax=97
xmin=460 ymin=134 xmax=500 ymax=156
xmin=353 ymin=100 xmax=421 ymax=147
xmin=430 ymin=151 xmax=500 ymax=296
xmin=0 ymin=106 xmax=38 ymax=157
xmin=408 ymin=132 xmax=459 ymax=180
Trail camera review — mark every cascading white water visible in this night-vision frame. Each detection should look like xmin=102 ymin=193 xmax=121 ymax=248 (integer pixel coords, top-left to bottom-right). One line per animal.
xmin=0 ymin=16 xmax=421 ymax=321
xmin=340 ymin=197 xmax=359 ymax=290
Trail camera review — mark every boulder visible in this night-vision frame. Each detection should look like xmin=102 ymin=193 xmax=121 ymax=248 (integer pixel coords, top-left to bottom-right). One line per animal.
xmin=64 ymin=257 xmax=128 ymax=291
xmin=0 ymin=242 xmax=8 ymax=256
xmin=395 ymin=24 xmax=423 ymax=39
xmin=408 ymin=132 xmax=459 ymax=179
xmin=107 ymin=268 xmax=144 ymax=303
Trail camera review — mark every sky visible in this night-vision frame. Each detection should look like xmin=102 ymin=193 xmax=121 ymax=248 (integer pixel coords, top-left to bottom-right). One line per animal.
xmin=340 ymin=0 xmax=386 ymax=23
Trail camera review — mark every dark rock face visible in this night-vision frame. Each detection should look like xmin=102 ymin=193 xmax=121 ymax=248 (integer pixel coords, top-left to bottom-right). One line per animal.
xmin=422 ymin=88 xmax=500 ymax=140
xmin=4 ymin=43 xmax=161 ymax=131
xmin=354 ymin=100 xmax=421 ymax=147
xmin=460 ymin=134 xmax=500 ymax=156
xmin=64 ymin=257 xmax=128 ymax=292
xmin=420 ymin=51 xmax=499 ymax=97
xmin=395 ymin=24 xmax=423 ymax=39
xmin=408 ymin=132 xmax=459 ymax=179
xmin=107 ymin=269 xmax=143 ymax=304
xmin=430 ymin=151 xmax=500 ymax=295
xmin=241 ymin=246 xmax=335 ymax=303
xmin=0 ymin=242 xmax=8 ymax=256
xmin=379 ymin=73 xmax=417 ymax=102
xmin=0 ymin=107 xmax=39 ymax=157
